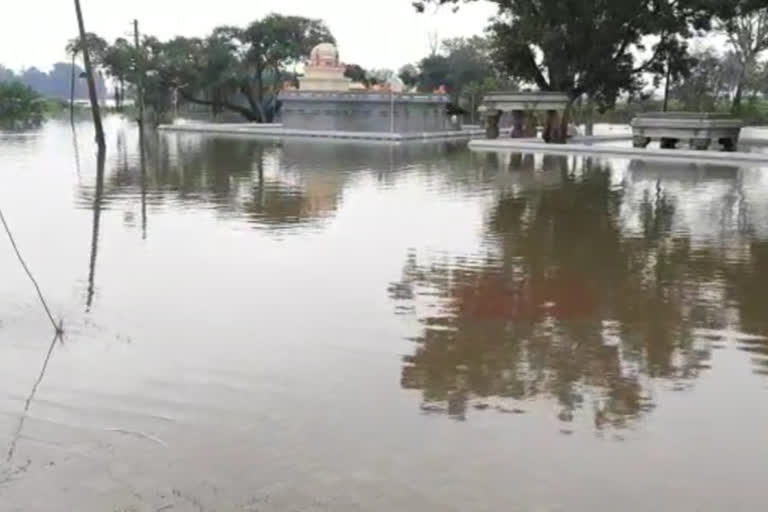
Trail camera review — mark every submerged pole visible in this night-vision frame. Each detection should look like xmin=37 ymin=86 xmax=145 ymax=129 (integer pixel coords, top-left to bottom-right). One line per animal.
xmin=73 ymin=0 xmax=105 ymax=148
xmin=390 ymin=90 xmax=395 ymax=134
xmin=133 ymin=19 xmax=145 ymax=127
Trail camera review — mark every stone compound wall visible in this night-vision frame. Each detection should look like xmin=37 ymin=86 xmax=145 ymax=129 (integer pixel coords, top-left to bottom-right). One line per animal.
xmin=278 ymin=91 xmax=453 ymax=133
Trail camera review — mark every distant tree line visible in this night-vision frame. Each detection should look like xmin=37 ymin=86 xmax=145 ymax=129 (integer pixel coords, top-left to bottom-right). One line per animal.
xmin=0 ymin=62 xmax=106 ymax=101
xmin=59 ymin=14 xmax=334 ymax=124
xmin=9 ymin=2 xmax=767 ymax=128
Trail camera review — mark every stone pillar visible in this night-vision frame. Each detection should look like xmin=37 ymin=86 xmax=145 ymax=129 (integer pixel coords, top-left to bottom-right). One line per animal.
xmin=718 ymin=137 xmax=736 ymax=152
xmin=660 ymin=138 xmax=678 ymax=149
xmin=542 ymin=110 xmax=564 ymax=143
xmin=524 ymin=111 xmax=538 ymax=137
xmin=690 ymin=138 xmax=710 ymax=151
xmin=633 ymin=136 xmax=651 ymax=148
xmin=511 ymin=110 xmax=525 ymax=138
xmin=485 ymin=111 xmax=501 ymax=139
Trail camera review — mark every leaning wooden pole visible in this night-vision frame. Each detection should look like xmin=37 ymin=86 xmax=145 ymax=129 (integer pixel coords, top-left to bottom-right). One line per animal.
xmin=69 ymin=53 xmax=76 ymax=125
xmin=73 ymin=0 xmax=105 ymax=148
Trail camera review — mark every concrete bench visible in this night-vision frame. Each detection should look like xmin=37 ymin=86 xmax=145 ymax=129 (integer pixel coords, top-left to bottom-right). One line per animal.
xmin=631 ymin=112 xmax=743 ymax=152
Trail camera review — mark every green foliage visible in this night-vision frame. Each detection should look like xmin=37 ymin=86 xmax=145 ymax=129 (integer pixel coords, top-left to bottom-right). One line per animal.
xmin=412 ymin=36 xmax=497 ymax=99
xmin=134 ymin=13 xmax=335 ymax=122
xmin=66 ymin=33 xmax=108 ymax=66
xmin=413 ymin=0 xmax=757 ymax=111
xmin=669 ymin=47 xmax=732 ymax=111
xmin=101 ymin=38 xmax=135 ymax=109
xmin=401 ymin=36 xmax=511 ymax=120
xmin=344 ymin=64 xmax=368 ymax=85
xmin=460 ymin=76 xmax=517 ymax=121
xmin=0 ymin=81 xmax=46 ymax=125
xmin=61 ymin=14 xmax=334 ymax=123
xmin=716 ymin=6 xmax=768 ymax=113
xmin=397 ymin=64 xmax=419 ymax=88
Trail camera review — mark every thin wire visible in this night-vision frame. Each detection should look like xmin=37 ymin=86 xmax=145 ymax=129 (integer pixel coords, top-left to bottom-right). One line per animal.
xmin=5 ymin=332 xmax=61 ymax=462
xmin=0 ymin=207 xmax=63 ymax=335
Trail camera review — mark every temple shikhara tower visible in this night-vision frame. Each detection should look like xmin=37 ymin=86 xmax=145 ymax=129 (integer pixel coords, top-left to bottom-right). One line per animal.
xmin=298 ymin=43 xmax=352 ymax=92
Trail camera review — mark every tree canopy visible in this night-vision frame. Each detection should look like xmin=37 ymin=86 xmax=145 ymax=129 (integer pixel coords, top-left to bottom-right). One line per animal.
xmin=66 ymin=32 xmax=108 ymax=67
xmin=413 ymin=0 xmax=760 ymax=112
xmin=62 ymin=14 xmax=335 ymax=123
xmin=137 ymin=13 xmax=335 ymax=122
xmin=397 ymin=35 xmax=514 ymax=121
xmin=717 ymin=5 xmax=768 ymax=112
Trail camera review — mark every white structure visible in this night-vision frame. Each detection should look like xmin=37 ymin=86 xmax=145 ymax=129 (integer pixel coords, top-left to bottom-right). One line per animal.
xmin=479 ymin=91 xmax=570 ymax=141
xmin=631 ymin=112 xmax=743 ymax=151
xmin=298 ymin=43 xmax=352 ymax=92
xmin=387 ymin=73 xmax=405 ymax=93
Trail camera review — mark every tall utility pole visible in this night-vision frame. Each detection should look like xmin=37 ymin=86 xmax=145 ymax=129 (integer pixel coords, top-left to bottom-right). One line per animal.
xmin=73 ymin=0 xmax=105 ymax=148
xmin=133 ymin=19 xmax=145 ymax=127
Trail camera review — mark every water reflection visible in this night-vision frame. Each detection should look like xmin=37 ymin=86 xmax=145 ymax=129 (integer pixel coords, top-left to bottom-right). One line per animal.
xmin=390 ymin=154 xmax=768 ymax=427
xmin=76 ymin=132 xmax=484 ymax=234
xmin=139 ymin=126 xmax=148 ymax=239
xmin=86 ymin=147 xmax=106 ymax=310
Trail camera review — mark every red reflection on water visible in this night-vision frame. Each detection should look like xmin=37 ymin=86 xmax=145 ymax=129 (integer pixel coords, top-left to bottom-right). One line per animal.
xmin=453 ymin=273 xmax=597 ymax=321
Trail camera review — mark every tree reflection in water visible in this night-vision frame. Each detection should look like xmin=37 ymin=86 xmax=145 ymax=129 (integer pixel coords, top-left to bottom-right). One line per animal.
xmin=389 ymin=154 xmax=768 ymax=429
xmin=80 ymin=131 xmax=491 ymax=236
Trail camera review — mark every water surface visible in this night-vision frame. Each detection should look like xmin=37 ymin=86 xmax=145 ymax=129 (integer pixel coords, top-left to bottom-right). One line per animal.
xmin=1 ymin=118 xmax=768 ymax=511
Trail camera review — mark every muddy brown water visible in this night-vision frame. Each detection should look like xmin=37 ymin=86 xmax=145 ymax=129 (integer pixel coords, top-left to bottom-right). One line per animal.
xmin=1 ymin=118 xmax=767 ymax=511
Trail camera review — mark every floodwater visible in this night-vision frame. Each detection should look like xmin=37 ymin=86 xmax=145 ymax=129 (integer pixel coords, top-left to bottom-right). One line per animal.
xmin=1 ymin=118 xmax=768 ymax=511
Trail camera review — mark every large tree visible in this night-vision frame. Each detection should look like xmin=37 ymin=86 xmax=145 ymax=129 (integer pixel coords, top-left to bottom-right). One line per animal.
xmin=400 ymin=35 xmax=508 ymax=120
xmin=149 ymin=14 xmax=334 ymax=122
xmin=668 ymin=47 xmax=730 ymax=111
xmin=398 ymin=63 xmax=420 ymax=88
xmin=717 ymin=5 xmax=768 ymax=113
xmin=101 ymin=38 xmax=134 ymax=110
xmin=414 ymin=0 xmax=748 ymax=116
xmin=411 ymin=36 xmax=497 ymax=99
xmin=344 ymin=64 xmax=368 ymax=85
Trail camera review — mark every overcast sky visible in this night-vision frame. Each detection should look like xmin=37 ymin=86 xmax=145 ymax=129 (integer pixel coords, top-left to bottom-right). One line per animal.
xmin=1 ymin=0 xmax=497 ymax=72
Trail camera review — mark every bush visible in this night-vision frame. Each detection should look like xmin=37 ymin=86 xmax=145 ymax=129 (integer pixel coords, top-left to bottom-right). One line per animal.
xmin=0 ymin=81 xmax=46 ymax=125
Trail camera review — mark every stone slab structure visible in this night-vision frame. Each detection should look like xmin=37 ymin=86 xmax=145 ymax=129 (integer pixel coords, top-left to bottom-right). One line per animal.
xmin=157 ymin=121 xmax=496 ymax=141
xmin=278 ymin=91 xmax=453 ymax=133
xmin=631 ymin=112 xmax=743 ymax=151
xmin=479 ymin=92 xmax=570 ymax=142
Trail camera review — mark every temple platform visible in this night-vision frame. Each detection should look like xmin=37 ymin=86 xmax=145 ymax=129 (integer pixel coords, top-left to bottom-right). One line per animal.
xmin=469 ymin=137 xmax=768 ymax=164
xmin=157 ymin=121 xmax=509 ymax=141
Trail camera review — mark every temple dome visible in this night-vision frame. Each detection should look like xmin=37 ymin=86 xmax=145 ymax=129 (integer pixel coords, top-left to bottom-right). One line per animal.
xmin=310 ymin=42 xmax=340 ymax=67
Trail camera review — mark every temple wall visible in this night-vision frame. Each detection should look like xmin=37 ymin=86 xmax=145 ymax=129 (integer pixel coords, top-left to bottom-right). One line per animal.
xmin=279 ymin=91 xmax=453 ymax=133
